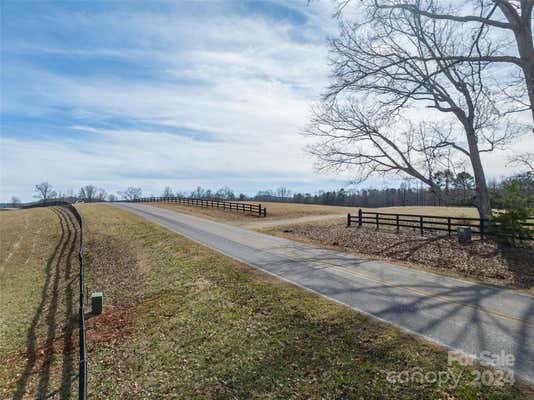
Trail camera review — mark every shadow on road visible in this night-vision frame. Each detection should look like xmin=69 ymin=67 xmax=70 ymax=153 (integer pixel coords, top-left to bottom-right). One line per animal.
xmin=367 ymin=230 xmax=534 ymax=289
xmin=254 ymin=245 xmax=534 ymax=382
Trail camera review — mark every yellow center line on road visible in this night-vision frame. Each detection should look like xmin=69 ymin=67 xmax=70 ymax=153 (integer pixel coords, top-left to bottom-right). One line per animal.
xmin=121 ymin=205 xmax=534 ymax=328
xmin=270 ymin=247 xmax=534 ymax=328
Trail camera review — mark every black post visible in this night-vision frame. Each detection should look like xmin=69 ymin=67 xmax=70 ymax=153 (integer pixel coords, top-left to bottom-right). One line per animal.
xmin=376 ymin=213 xmax=379 ymax=229
xmin=448 ymin=217 xmax=451 ymax=237
xmin=419 ymin=216 xmax=424 ymax=235
xmin=77 ymin=212 xmax=87 ymax=400
xmin=258 ymin=204 xmax=262 ymax=216
xmin=347 ymin=213 xmax=351 ymax=227
xmin=358 ymin=209 xmax=362 ymax=227
xmin=396 ymin=214 xmax=399 ymax=233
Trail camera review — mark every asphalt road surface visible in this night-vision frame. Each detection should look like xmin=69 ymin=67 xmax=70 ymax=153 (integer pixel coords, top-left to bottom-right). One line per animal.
xmin=113 ymin=203 xmax=534 ymax=383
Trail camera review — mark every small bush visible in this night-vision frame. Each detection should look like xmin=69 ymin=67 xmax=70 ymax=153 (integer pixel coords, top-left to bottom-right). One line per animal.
xmin=487 ymin=181 xmax=533 ymax=247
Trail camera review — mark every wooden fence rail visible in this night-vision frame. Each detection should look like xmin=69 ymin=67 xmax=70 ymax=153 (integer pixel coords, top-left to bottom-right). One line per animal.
xmin=22 ymin=200 xmax=87 ymax=399
xmin=128 ymin=197 xmax=267 ymax=217
xmin=347 ymin=209 xmax=534 ymax=241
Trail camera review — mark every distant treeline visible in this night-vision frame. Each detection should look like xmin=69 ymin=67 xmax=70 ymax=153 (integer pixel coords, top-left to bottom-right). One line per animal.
xmin=174 ymin=171 xmax=533 ymax=209
xmin=257 ymin=173 xmax=533 ymax=209
xmin=4 ymin=171 xmax=532 ymax=209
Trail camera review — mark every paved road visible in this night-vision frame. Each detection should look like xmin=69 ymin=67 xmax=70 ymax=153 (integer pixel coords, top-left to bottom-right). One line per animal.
xmin=114 ymin=203 xmax=534 ymax=383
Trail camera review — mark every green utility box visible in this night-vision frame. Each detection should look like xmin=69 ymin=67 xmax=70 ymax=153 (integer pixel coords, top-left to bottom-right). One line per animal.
xmin=91 ymin=292 xmax=103 ymax=315
xmin=457 ymin=226 xmax=472 ymax=244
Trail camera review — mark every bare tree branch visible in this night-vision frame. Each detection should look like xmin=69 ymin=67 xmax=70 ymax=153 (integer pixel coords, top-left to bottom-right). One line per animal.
xmin=309 ymin=0 xmax=530 ymax=216
xmin=375 ymin=1 xmax=514 ymax=29
xmin=507 ymin=152 xmax=534 ymax=173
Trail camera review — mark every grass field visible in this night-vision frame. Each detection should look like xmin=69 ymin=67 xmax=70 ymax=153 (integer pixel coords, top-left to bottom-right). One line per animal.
xmin=147 ymin=200 xmax=480 ymax=225
xmin=1 ymin=205 xmax=530 ymax=399
xmin=0 ymin=207 xmax=81 ymax=399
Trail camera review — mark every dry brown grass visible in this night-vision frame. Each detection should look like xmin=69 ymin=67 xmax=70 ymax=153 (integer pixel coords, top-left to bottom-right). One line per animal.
xmin=145 ymin=200 xmax=479 ymax=226
xmin=0 ymin=207 xmax=77 ymax=357
xmin=147 ymin=202 xmax=266 ymax=223
xmin=365 ymin=205 xmax=480 ymax=218
xmin=0 ymin=206 xmax=81 ymax=399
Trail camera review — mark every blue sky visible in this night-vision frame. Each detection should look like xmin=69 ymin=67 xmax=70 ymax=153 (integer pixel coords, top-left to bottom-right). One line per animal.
xmin=1 ymin=0 xmax=353 ymax=201
xmin=0 ymin=0 xmax=528 ymax=202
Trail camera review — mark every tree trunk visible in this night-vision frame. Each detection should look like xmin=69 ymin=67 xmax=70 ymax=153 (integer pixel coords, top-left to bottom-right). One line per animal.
xmin=465 ymin=128 xmax=492 ymax=218
xmin=523 ymin=53 xmax=534 ymax=121
xmin=514 ymin=14 xmax=534 ymax=122
xmin=522 ymin=59 xmax=534 ymax=122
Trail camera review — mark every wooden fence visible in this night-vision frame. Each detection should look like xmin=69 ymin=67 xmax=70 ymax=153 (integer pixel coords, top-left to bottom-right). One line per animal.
xmin=22 ymin=200 xmax=87 ymax=399
xmin=347 ymin=209 xmax=534 ymax=241
xmin=129 ymin=197 xmax=267 ymax=217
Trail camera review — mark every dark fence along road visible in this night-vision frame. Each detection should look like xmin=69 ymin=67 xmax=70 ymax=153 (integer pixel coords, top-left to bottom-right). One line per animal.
xmin=20 ymin=200 xmax=87 ymax=400
xmin=347 ymin=209 xmax=534 ymax=241
xmin=125 ymin=197 xmax=267 ymax=217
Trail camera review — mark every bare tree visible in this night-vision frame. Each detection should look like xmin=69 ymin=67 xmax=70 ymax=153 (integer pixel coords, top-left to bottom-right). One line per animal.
xmin=162 ymin=186 xmax=174 ymax=198
xmin=96 ymin=188 xmax=107 ymax=201
xmin=215 ymin=186 xmax=235 ymax=200
xmin=119 ymin=187 xmax=143 ymax=201
xmin=308 ymin=1 xmax=527 ymax=216
xmin=508 ymin=152 xmax=534 ymax=173
xmin=276 ymin=186 xmax=292 ymax=198
xmin=336 ymin=0 xmax=534 ymax=121
xmin=190 ymin=186 xmax=206 ymax=199
xmin=308 ymin=110 xmax=448 ymax=201
xmin=78 ymin=185 xmax=98 ymax=202
xmin=33 ymin=182 xmax=57 ymax=201
xmin=10 ymin=196 xmax=21 ymax=206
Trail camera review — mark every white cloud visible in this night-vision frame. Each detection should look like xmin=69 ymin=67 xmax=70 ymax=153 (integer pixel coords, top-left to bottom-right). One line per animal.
xmin=1 ymin=3 xmax=340 ymax=201
xmin=0 ymin=123 xmax=325 ymax=200
xmin=1 ymin=1 xmax=530 ymax=202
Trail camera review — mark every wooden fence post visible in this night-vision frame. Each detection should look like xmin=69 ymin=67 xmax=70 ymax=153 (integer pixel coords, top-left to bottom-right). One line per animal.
xmin=447 ymin=217 xmax=451 ymax=237
xmin=358 ymin=209 xmax=362 ymax=227
xmin=419 ymin=216 xmax=424 ymax=235
xmin=376 ymin=213 xmax=379 ymax=229
xmin=347 ymin=213 xmax=351 ymax=227
xmin=396 ymin=214 xmax=400 ymax=233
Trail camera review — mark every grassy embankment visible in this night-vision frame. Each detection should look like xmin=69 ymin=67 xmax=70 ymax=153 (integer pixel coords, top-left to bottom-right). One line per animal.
xmin=0 ymin=204 xmax=530 ymax=399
